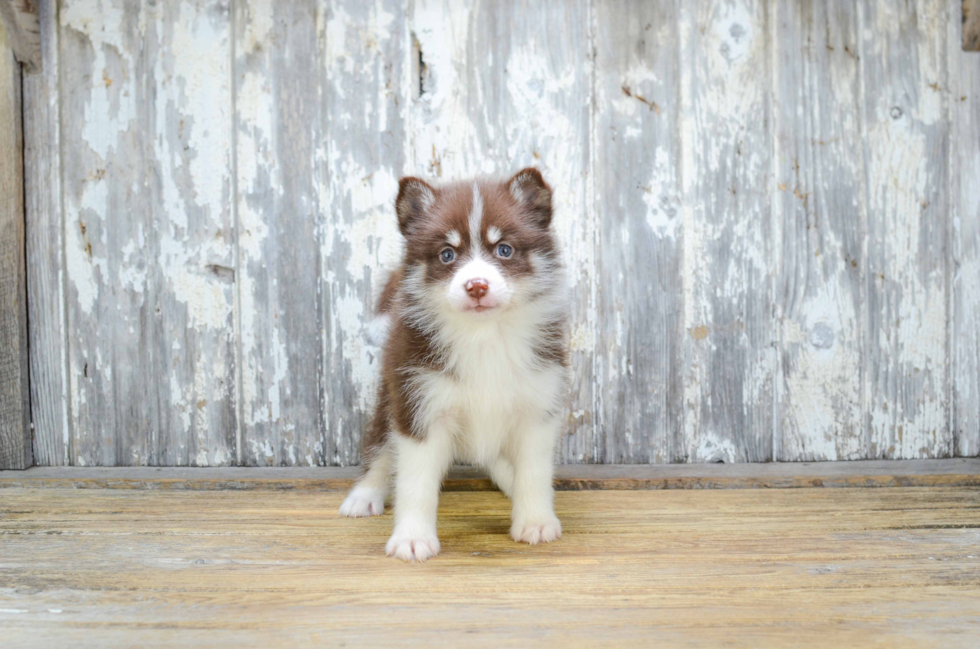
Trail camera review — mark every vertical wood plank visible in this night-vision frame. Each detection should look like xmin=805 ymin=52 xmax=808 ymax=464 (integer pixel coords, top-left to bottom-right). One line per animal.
xmin=950 ymin=0 xmax=980 ymax=456
xmin=317 ymin=0 xmax=407 ymax=466
xmin=24 ymin=0 xmax=69 ymax=466
xmin=593 ymin=0 xmax=685 ymax=463
xmin=235 ymin=0 xmax=323 ymax=465
xmin=0 ymin=19 xmax=32 ymax=469
xmin=144 ymin=0 xmax=237 ymax=465
xmin=60 ymin=0 xmax=151 ymax=465
xmin=861 ymin=0 xmax=951 ymax=459
xmin=679 ymin=0 xmax=774 ymax=462
xmin=61 ymin=0 xmax=237 ymax=466
xmin=772 ymin=0 xmax=866 ymax=461
xmin=410 ymin=0 xmax=596 ymax=463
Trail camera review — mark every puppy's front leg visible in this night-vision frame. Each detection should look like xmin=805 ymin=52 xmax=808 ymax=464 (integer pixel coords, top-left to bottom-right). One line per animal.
xmin=386 ymin=424 xmax=454 ymax=562
xmin=509 ymin=417 xmax=562 ymax=545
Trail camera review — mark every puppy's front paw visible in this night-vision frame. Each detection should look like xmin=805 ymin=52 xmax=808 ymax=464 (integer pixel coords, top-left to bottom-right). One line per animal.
xmin=339 ymin=486 xmax=385 ymax=518
xmin=510 ymin=516 xmax=562 ymax=545
xmin=385 ymin=530 xmax=441 ymax=562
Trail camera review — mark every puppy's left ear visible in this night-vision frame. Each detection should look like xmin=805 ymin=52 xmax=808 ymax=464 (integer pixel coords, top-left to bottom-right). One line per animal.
xmin=395 ymin=177 xmax=436 ymax=237
xmin=508 ymin=167 xmax=552 ymax=229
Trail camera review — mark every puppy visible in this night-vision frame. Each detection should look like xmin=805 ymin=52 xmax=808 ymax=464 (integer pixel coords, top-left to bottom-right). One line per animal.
xmin=339 ymin=168 xmax=570 ymax=562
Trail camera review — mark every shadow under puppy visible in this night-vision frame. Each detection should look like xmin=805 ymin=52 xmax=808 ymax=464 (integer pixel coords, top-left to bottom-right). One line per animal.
xmin=340 ymin=168 xmax=570 ymax=562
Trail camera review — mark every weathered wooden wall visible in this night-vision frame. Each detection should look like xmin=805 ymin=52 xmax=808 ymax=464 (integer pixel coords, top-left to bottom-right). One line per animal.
xmin=22 ymin=0 xmax=980 ymax=466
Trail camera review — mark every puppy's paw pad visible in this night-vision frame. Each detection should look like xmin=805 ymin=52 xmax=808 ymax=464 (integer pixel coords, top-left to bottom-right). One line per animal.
xmin=510 ymin=518 xmax=562 ymax=545
xmin=385 ymin=534 xmax=441 ymax=562
xmin=338 ymin=488 xmax=385 ymax=518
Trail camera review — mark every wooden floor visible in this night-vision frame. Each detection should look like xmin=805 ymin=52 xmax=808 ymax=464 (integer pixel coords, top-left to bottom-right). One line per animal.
xmin=1 ymin=485 xmax=979 ymax=647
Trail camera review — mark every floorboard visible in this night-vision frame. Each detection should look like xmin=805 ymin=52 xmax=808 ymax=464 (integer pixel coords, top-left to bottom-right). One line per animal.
xmin=1 ymin=487 xmax=978 ymax=646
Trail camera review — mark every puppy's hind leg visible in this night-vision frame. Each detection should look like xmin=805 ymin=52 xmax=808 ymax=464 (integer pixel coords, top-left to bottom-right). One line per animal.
xmin=339 ymin=443 xmax=392 ymax=518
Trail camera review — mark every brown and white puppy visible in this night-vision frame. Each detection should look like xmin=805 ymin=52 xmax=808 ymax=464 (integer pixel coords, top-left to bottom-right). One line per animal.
xmin=339 ymin=168 xmax=569 ymax=562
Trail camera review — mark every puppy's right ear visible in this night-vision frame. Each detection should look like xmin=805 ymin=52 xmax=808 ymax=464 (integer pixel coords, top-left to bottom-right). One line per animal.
xmin=395 ymin=177 xmax=435 ymax=237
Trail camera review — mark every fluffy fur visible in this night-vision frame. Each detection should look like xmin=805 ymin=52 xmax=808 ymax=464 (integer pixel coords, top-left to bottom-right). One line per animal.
xmin=339 ymin=168 xmax=570 ymax=562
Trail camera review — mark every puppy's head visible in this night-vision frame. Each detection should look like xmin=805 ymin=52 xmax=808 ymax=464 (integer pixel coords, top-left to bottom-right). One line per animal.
xmin=396 ymin=168 xmax=558 ymax=317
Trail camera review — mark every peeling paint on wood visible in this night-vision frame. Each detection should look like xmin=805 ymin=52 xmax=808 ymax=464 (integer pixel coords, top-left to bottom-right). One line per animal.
xmin=861 ymin=0 xmax=951 ymax=459
xmin=22 ymin=0 xmax=980 ymax=466
xmin=680 ymin=0 xmax=774 ymax=463
xmin=773 ymin=0 xmax=865 ymax=461
xmin=950 ymin=0 xmax=980 ymax=455
xmin=235 ymin=0 xmax=321 ymax=466
xmin=594 ymin=0 xmax=684 ymax=463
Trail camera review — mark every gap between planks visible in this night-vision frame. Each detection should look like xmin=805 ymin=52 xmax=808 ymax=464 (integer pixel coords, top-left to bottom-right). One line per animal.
xmin=0 ymin=459 xmax=977 ymax=492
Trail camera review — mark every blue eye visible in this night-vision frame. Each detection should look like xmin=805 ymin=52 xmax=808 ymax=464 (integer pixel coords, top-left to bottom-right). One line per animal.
xmin=496 ymin=243 xmax=513 ymax=258
xmin=440 ymin=248 xmax=456 ymax=264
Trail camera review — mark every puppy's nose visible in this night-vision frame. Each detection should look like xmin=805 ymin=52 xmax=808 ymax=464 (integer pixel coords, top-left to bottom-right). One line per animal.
xmin=465 ymin=278 xmax=489 ymax=299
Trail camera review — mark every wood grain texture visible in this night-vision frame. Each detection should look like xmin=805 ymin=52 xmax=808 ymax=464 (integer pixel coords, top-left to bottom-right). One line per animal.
xmin=317 ymin=0 xmax=408 ymax=466
xmin=593 ymin=0 xmax=684 ymax=464
xmin=950 ymin=0 xmax=980 ymax=456
xmin=773 ymin=0 xmax=865 ymax=461
xmin=60 ymin=0 xmax=153 ymax=465
xmin=23 ymin=0 xmax=68 ymax=466
xmin=3 ymin=459 xmax=980 ymax=491
xmin=60 ymin=0 xmax=238 ymax=466
xmin=1 ymin=487 xmax=978 ymax=647
xmin=0 ymin=0 xmax=41 ymax=72
xmin=235 ymin=0 xmax=322 ymax=466
xmin=861 ymin=0 xmax=951 ymax=459
xmin=409 ymin=0 xmax=597 ymax=462
xmin=145 ymin=0 xmax=238 ymax=466
xmin=680 ymin=0 xmax=774 ymax=462
xmin=0 ymin=21 xmax=31 ymax=470
xmin=965 ymin=0 xmax=980 ymax=50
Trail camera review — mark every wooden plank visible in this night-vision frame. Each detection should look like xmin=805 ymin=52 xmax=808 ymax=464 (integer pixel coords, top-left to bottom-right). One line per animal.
xmin=965 ymin=0 xmax=980 ymax=50
xmin=60 ymin=0 xmax=237 ymax=466
xmin=772 ymin=0 xmax=866 ymax=461
xmin=0 ymin=0 xmax=41 ymax=72
xmin=3 ymin=459 xmax=979 ymax=491
xmin=23 ymin=0 xmax=69 ymax=465
xmin=60 ymin=0 xmax=151 ymax=465
xmin=861 ymin=0 xmax=951 ymax=459
xmin=679 ymin=0 xmax=774 ymax=462
xmin=950 ymin=0 xmax=980 ymax=456
xmin=409 ymin=0 xmax=596 ymax=462
xmin=317 ymin=0 xmax=408 ymax=466
xmin=593 ymin=0 xmax=685 ymax=463
xmin=143 ymin=0 xmax=238 ymax=466
xmin=1 ymin=488 xmax=979 ymax=646
xmin=235 ymin=0 xmax=322 ymax=465
xmin=0 ymin=19 xmax=31 ymax=470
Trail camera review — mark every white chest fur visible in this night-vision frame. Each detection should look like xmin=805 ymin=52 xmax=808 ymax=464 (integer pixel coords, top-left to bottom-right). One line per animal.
xmin=410 ymin=316 xmax=566 ymax=465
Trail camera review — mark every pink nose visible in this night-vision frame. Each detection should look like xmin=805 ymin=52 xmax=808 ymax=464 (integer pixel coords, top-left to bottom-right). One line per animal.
xmin=465 ymin=278 xmax=489 ymax=300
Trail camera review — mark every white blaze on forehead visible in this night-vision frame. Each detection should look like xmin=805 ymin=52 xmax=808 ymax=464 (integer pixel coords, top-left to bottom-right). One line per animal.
xmin=469 ymin=182 xmax=483 ymax=253
xmin=446 ymin=229 xmax=461 ymax=247
xmin=486 ymin=226 xmax=502 ymax=245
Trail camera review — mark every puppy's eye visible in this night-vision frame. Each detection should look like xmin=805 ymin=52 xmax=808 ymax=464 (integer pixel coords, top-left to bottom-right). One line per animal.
xmin=440 ymin=248 xmax=456 ymax=264
xmin=496 ymin=243 xmax=513 ymax=258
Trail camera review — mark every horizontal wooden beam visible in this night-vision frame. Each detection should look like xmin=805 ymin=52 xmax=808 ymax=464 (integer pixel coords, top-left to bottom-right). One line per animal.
xmin=1 ymin=459 xmax=978 ymax=491
xmin=0 ymin=16 xmax=30 ymax=470
xmin=967 ymin=0 xmax=980 ymax=50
